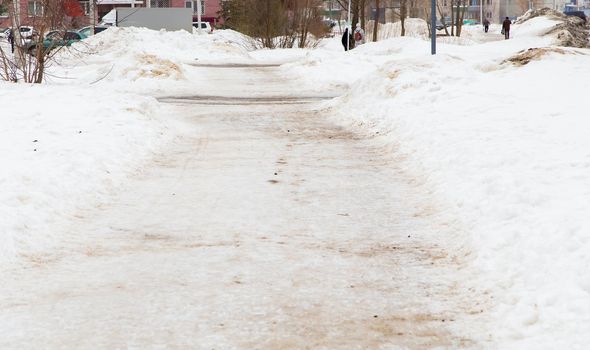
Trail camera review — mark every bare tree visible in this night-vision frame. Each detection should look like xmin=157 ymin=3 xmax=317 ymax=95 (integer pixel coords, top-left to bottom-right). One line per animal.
xmin=220 ymin=0 xmax=328 ymax=49
xmin=400 ymin=0 xmax=407 ymax=36
xmin=0 ymin=0 xmax=73 ymax=83
xmin=372 ymin=0 xmax=379 ymax=41
xmin=436 ymin=1 xmax=451 ymax=36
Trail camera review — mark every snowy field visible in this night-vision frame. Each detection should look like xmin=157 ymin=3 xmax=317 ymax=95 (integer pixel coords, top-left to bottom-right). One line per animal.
xmin=1 ymin=11 xmax=589 ymax=349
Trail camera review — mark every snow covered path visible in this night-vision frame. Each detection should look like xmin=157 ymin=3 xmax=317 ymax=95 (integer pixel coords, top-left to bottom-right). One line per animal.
xmin=0 ymin=64 xmax=489 ymax=348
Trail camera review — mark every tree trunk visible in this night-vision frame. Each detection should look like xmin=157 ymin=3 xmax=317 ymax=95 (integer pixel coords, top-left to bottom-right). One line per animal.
xmin=373 ymin=0 xmax=379 ymax=41
xmin=400 ymin=0 xmax=406 ymax=36
xmin=349 ymin=0 xmax=360 ymax=49
xmin=360 ymin=0 xmax=366 ymax=30
xmin=457 ymin=0 xmax=467 ymax=36
xmin=352 ymin=0 xmax=359 ymax=28
xmin=451 ymin=0 xmax=455 ymax=36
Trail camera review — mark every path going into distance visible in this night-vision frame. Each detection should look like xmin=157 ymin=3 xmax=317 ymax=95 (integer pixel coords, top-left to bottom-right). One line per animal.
xmin=0 ymin=63 xmax=491 ymax=349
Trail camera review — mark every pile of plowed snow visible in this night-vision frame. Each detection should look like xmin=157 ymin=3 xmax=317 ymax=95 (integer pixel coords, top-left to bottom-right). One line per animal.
xmin=365 ymin=18 xmax=477 ymax=45
xmin=307 ymin=11 xmax=590 ymax=350
xmin=0 ymin=83 xmax=167 ymax=264
xmin=516 ymin=8 xmax=589 ymax=47
xmin=50 ymin=27 xmax=253 ymax=91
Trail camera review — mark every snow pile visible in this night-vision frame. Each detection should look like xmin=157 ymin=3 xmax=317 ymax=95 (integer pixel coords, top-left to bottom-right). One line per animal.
xmin=366 ymin=19 xmax=430 ymax=40
xmin=516 ymin=8 xmax=590 ymax=47
xmin=287 ymin=14 xmax=590 ymax=349
xmin=0 ymin=83 xmax=167 ymax=264
xmin=49 ymin=27 xmax=253 ymax=92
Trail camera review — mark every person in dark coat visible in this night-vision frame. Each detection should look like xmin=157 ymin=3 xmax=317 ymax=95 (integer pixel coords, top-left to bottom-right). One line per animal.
xmin=7 ymin=29 xmax=15 ymax=53
xmin=483 ymin=18 xmax=490 ymax=33
xmin=502 ymin=17 xmax=511 ymax=39
xmin=341 ymin=27 xmax=354 ymax=51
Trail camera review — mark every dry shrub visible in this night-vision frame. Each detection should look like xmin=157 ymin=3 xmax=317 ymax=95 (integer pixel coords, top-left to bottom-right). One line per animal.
xmin=220 ymin=0 xmax=328 ymax=49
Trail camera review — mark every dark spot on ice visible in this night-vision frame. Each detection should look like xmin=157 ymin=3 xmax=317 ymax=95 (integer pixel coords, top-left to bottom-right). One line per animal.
xmin=373 ymin=315 xmax=378 ymax=318
xmin=268 ymin=180 xmax=279 ymax=184
xmin=274 ymin=172 xmax=278 ymax=175
xmin=33 ymin=140 xmax=38 ymax=142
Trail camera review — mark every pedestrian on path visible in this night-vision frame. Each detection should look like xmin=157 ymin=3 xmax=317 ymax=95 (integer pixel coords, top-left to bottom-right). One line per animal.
xmin=341 ymin=27 xmax=354 ymax=51
xmin=353 ymin=23 xmax=365 ymax=46
xmin=7 ymin=29 xmax=15 ymax=53
xmin=483 ymin=19 xmax=490 ymax=33
xmin=502 ymin=17 xmax=511 ymax=39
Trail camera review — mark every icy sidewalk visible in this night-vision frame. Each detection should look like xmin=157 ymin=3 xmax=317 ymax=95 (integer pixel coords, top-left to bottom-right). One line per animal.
xmin=0 ymin=63 xmax=490 ymax=348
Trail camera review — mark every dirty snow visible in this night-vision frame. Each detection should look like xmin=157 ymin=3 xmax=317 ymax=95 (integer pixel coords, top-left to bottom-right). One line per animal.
xmin=280 ymin=13 xmax=590 ymax=350
xmin=1 ymin=11 xmax=589 ymax=349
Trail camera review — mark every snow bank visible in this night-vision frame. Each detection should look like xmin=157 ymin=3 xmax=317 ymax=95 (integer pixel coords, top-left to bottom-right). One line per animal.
xmin=1 ymin=27 xmax=263 ymax=263
xmin=0 ymin=83 xmax=167 ymax=263
xmin=49 ymin=27 xmax=253 ymax=93
xmin=287 ymin=14 xmax=590 ymax=349
xmin=515 ymin=9 xmax=590 ymax=47
xmin=366 ymin=19 xmax=430 ymax=41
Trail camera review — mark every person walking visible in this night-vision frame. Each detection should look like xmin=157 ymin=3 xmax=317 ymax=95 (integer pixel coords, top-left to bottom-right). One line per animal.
xmin=7 ymin=29 xmax=14 ymax=53
xmin=353 ymin=23 xmax=365 ymax=46
xmin=341 ymin=27 xmax=354 ymax=51
xmin=502 ymin=17 xmax=511 ymax=39
xmin=483 ymin=18 xmax=490 ymax=33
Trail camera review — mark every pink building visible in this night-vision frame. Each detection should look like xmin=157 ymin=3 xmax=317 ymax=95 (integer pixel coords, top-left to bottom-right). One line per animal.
xmin=0 ymin=0 xmax=222 ymax=29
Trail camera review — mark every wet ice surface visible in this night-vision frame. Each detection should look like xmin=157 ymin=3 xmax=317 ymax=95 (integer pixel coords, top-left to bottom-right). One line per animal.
xmin=0 ymin=64 xmax=491 ymax=349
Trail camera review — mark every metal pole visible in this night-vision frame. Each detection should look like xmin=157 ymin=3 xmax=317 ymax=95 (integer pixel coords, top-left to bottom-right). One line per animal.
xmin=431 ymin=0 xmax=436 ymax=54
xmin=480 ymin=0 xmax=483 ymax=24
xmin=197 ymin=0 xmax=202 ymax=31
xmin=347 ymin=0 xmax=351 ymax=51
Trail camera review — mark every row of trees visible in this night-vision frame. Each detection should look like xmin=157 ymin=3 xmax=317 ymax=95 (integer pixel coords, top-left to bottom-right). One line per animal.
xmin=220 ymin=0 xmax=330 ymax=48
xmin=330 ymin=0 xmax=475 ymax=41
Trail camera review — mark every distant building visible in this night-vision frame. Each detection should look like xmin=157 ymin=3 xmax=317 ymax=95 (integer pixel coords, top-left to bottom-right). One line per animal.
xmin=0 ymin=0 xmax=222 ymax=29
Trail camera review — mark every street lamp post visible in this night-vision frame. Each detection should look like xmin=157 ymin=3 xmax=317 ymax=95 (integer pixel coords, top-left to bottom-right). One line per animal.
xmin=347 ymin=0 xmax=351 ymax=51
xmin=431 ymin=0 xmax=436 ymax=54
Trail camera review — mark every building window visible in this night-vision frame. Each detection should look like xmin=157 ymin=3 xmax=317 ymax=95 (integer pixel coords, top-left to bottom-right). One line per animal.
xmin=79 ymin=1 xmax=90 ymax=15
xmin=192 ymin=0 xmax=205 ymax=15
xmin=150 ymin=0 xmax=170 ymax=8
xmin=28 ymin=0 xmax=43 ymax=16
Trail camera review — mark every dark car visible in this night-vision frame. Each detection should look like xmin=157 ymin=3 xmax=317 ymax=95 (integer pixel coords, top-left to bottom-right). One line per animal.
xmin=26 ymin=30 xmax=87 ymax=54
xmin=564 ymin=11 xmax=587 ymax=23
xmin=78 ymin=25 xmax=110 ymax=37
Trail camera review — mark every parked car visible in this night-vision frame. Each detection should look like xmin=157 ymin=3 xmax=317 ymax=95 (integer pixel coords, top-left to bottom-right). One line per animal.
xmin=26 ymin=31 xmax=87 ymax=54
xmin=192 ymin=21 xmax=212 ymax=33
xmin=0 ymin=28 xmax=9 ymax=39
xmin=18 ymin=26 xmax=37 ymax=41
xmin=78 ymin=25 xmax=110 ymax=37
